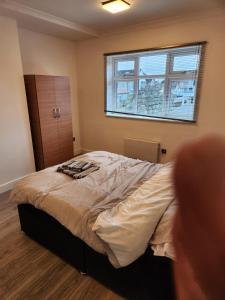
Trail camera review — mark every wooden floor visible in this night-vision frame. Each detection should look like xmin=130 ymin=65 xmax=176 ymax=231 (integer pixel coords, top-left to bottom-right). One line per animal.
xmin=0 ymin=191 xmax=122 ymax=300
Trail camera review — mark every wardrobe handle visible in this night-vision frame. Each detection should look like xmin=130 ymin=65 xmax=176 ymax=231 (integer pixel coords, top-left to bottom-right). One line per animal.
xmin=52 ymin=108 xmax=57 ymax=118
xmin=56 ymin=107 xmax=61 ymax=118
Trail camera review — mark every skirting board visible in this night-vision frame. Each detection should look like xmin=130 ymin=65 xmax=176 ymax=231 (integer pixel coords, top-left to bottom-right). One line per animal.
xmin=0 ymin=175 xmax=29 ymax=194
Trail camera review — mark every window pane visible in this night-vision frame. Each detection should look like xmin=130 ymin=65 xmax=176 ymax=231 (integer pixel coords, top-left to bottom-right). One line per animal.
xmin=173 ymin=54 xmax=199 ymax=72
xmin=139 ymin=54 xmax=167 ymax=75
xmin=116 ymin=60 xmax=135 ymax=77
xmin=106 ymin=44 xmax=203 ymax=122
xmin=116 ymin=81 xmax=135 ymax=113
xmin=137 ymin=78 xmax=165 ymax=116
xmin=167 ymin=79 xmax=196 ymax=120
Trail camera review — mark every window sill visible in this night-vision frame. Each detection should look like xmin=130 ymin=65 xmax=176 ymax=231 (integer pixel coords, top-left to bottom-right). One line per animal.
xmin=105 ymin=112 xmax=196 ymax=124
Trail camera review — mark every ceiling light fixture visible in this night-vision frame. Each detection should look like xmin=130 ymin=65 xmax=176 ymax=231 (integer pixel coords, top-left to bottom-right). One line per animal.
xmin=102 ymin=0 xmax=131 ymax=14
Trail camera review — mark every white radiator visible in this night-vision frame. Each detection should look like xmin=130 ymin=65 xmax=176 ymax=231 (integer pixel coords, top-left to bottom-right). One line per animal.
xmin=124 ymin=138 xmax=160 ymax=163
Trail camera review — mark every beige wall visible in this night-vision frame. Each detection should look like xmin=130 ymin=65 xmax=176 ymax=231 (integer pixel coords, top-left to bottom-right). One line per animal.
xmin=76 ymin=11 xmax=225 ymax=162
xmin=1 ymin=10 xmax=224 ymax=193
xmin=18 ymin=28 xmax=81 ymax=154
xmin=0 ymin=17 xmax=35 ymax=191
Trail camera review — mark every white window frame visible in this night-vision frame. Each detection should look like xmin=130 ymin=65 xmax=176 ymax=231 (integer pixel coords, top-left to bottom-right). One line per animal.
xmin=105 ymin=42 xmax=205 ymax=123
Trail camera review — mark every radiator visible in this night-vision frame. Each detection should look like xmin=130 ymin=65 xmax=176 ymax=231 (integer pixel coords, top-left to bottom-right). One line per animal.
xmin=124 ymin=138 xmax=160 ymax=163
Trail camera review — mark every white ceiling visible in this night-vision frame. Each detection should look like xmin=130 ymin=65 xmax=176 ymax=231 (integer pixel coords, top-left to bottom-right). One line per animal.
xmin=0 ymin=0 xmax=223 ymax=40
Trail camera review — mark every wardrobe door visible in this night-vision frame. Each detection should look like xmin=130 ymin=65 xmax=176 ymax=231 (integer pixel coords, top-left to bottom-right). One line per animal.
xmin=54 ymin=76 xmax=74 ymax=163
xmin=24 ymin=75 xmax=44 ymax=170
xmin=35 ymin=75 xmax=60 ymax=168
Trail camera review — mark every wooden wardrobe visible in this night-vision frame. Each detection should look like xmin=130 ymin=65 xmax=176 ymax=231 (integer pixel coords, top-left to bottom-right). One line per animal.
xmin=24 ymin=75 xmax=74 ymax=171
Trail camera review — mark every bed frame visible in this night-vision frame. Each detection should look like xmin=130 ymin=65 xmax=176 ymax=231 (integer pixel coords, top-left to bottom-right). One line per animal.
xmin=18 ymin=204 xmax=175 ymax=300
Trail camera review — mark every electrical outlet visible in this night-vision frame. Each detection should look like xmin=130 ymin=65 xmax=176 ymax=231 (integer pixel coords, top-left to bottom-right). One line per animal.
xmin=161 ymin=149 xmax=167 ymax=154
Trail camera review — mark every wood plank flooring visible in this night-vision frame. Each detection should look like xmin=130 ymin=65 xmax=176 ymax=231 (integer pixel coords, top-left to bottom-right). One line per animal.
xmin=0 ymin=191 xmax=122 ymax=300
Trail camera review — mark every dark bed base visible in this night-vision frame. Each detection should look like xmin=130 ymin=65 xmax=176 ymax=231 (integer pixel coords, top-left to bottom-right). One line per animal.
xmin=18 ymin=204 xmax=175 ymax=300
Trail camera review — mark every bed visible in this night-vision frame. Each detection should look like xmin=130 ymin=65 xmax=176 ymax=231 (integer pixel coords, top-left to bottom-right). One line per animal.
xmin=11 ymin=151 xmax=176 ymax=300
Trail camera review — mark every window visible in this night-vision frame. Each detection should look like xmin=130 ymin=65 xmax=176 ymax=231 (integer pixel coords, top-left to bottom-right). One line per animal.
xmin=105 ymin=43 xmax=205 ymax=122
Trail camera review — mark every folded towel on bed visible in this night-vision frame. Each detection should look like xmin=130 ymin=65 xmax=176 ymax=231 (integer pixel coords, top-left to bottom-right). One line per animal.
xmin=57 ymin=160 xmax=100 ymax=179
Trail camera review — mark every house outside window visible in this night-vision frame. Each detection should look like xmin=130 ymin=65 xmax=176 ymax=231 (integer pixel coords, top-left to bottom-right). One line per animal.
xmin=105 ymin=43 xmax=205 ymax=122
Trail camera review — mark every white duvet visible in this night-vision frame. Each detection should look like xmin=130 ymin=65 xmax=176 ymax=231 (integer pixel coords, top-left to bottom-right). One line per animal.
xmin=92 ymin=164 xmax=176 ymax=268
xmin=11 ymin=151 xmax=176 ymax=269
